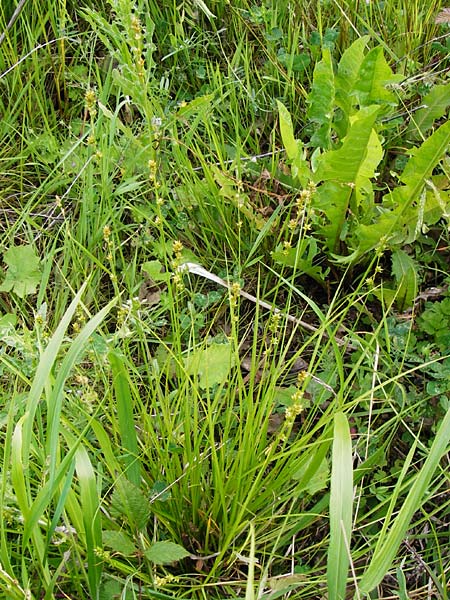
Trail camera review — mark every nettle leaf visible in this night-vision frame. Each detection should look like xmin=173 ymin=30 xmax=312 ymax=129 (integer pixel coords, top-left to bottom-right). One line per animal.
xmin=0 ymin=245 xmax=42 ymax=298
xmin=354 ymin=46 xmax=403 ymax=107
xmin=407 ymin=82 xmax=450 ymax=140
xmin=184 ymin=342 xmax=234 ymax=389
xmin=307 ymin=48 xmax=335 ymax=149
xmin=102 ymin=530 xmax=136 ymax=556
xmin=144 ymin=541 xmax=190 ymax=565
xmin=110 ymin=480 xmax=151 ymax=531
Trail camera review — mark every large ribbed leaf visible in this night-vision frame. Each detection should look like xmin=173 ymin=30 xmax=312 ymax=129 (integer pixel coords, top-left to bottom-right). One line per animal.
xmin=307 ymin=48 xmax=335 ymax=149
xmin=354 ymin=46 xmax=403 ymax=106
xmin=353 ymin=120 xmax=450 ymax=255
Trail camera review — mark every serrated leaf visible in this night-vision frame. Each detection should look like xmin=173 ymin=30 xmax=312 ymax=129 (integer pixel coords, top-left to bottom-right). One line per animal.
xmin=407 ymin=82 xmax=450 ymax=139
xmin=110 ymin=480 xmax=151 ymax=531
xmin=354 ymin=46 xmax=403 ymax=106
xmin=103 ymin=530 xmax=137 ymax=556
xmin=307 ymin=48 xmax=335 ymax=149
xmin=313 ymin=106 xmax=382 ymax=254
xmin=400 ymin=120 xmax=450 ymax=189
xmin=0 ymin=245 xmax=42 ymax=298
xmin=144 ymin=541 xmax=190 ymax=565
xmin=184 ymin=342 xmax=234 ymax=389
xmin=336 ymin=36 xmax=370 ymax=97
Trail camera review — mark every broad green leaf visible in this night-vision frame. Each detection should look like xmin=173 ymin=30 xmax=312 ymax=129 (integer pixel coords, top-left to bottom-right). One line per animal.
xmin=307 ymin=48 xmax=335 ymax=149
xmin=335 ymin=36 xmax=370 ymax=137
xmin=336 ymin=36 xmax=369 ymax=99
xmin=276 ymin=100 xmax=298 ymax=160
xmin=315 ymin=105 xmax=381 ymax=184
xmin=0 ymin=245 xmax=42 ymax=298
xmin=407 ymin=82 xmax=450 ymax=139
xmin=110 ymin=480 xmax=151 ymax=531
xmin=184 ymin=342 xmax=234 ymax=389
xmin=359 ymin=407 xmax=450 ymax=594
xmin=144 ymin=541 xmax=190 ymax=565
xmin=314 ymin=182 xmax=352 ymax=252
xmin=275 ymin=101 xmax=311 ymax=184
xmin=313 ymin=109 xmax=382 ymax=253
xmin=0 ymin=313 xmax=16 ymax=334
xmin=102 ymin=530 xmax=136 ymax=556
xmin=354 ymin=47 xmax=403 ymax=106
xmin=327 ymin=412 xmax=353 ymax=600
xmin=390 ymin=249 xmax=418 ymax=310
xmin=400 ymin=120 xmax=450 ymax=189
xmin=353 ymin=121 xmax=450 ymax=257
xmin=141 ymin=260 xmax=171 ymax=282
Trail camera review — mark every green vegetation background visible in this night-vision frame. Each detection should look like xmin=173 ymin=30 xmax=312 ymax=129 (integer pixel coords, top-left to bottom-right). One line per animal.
xmin=0 ymin=1 xmax=449 ymax=598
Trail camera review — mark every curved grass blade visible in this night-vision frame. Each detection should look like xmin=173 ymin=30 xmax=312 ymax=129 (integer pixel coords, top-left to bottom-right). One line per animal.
xmin=359 ymin=407 xmax=450 ymax=594
xmin=75 ymin=444 xmax=103 ymax=600
xmin=327 ymin=412 xmax=353 ymax=600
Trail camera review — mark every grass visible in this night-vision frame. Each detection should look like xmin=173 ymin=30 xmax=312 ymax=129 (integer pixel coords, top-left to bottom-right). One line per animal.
xmin=1 ymin=0 xmax=449 ymax=598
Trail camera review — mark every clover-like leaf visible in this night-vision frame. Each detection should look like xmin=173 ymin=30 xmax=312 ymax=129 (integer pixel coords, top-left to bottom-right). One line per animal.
xmin=0 ymin=245 xmax=42 ymax=298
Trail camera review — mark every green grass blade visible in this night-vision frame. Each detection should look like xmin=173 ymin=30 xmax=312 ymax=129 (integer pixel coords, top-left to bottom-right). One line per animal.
xmin=21 ymin=282 xmax=88 ymax=469
xmin=327 ymin=412 xmax=353 ymax=600
xmin=359 ymin=407 xmax=450 ymax=594
xmin=75 ymin=444 xmax=103 ymax=600
xmin=108 ymin=350 xmax=141 ymax=486
xmin=47 ymin=298 xmax=116 ymax=480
